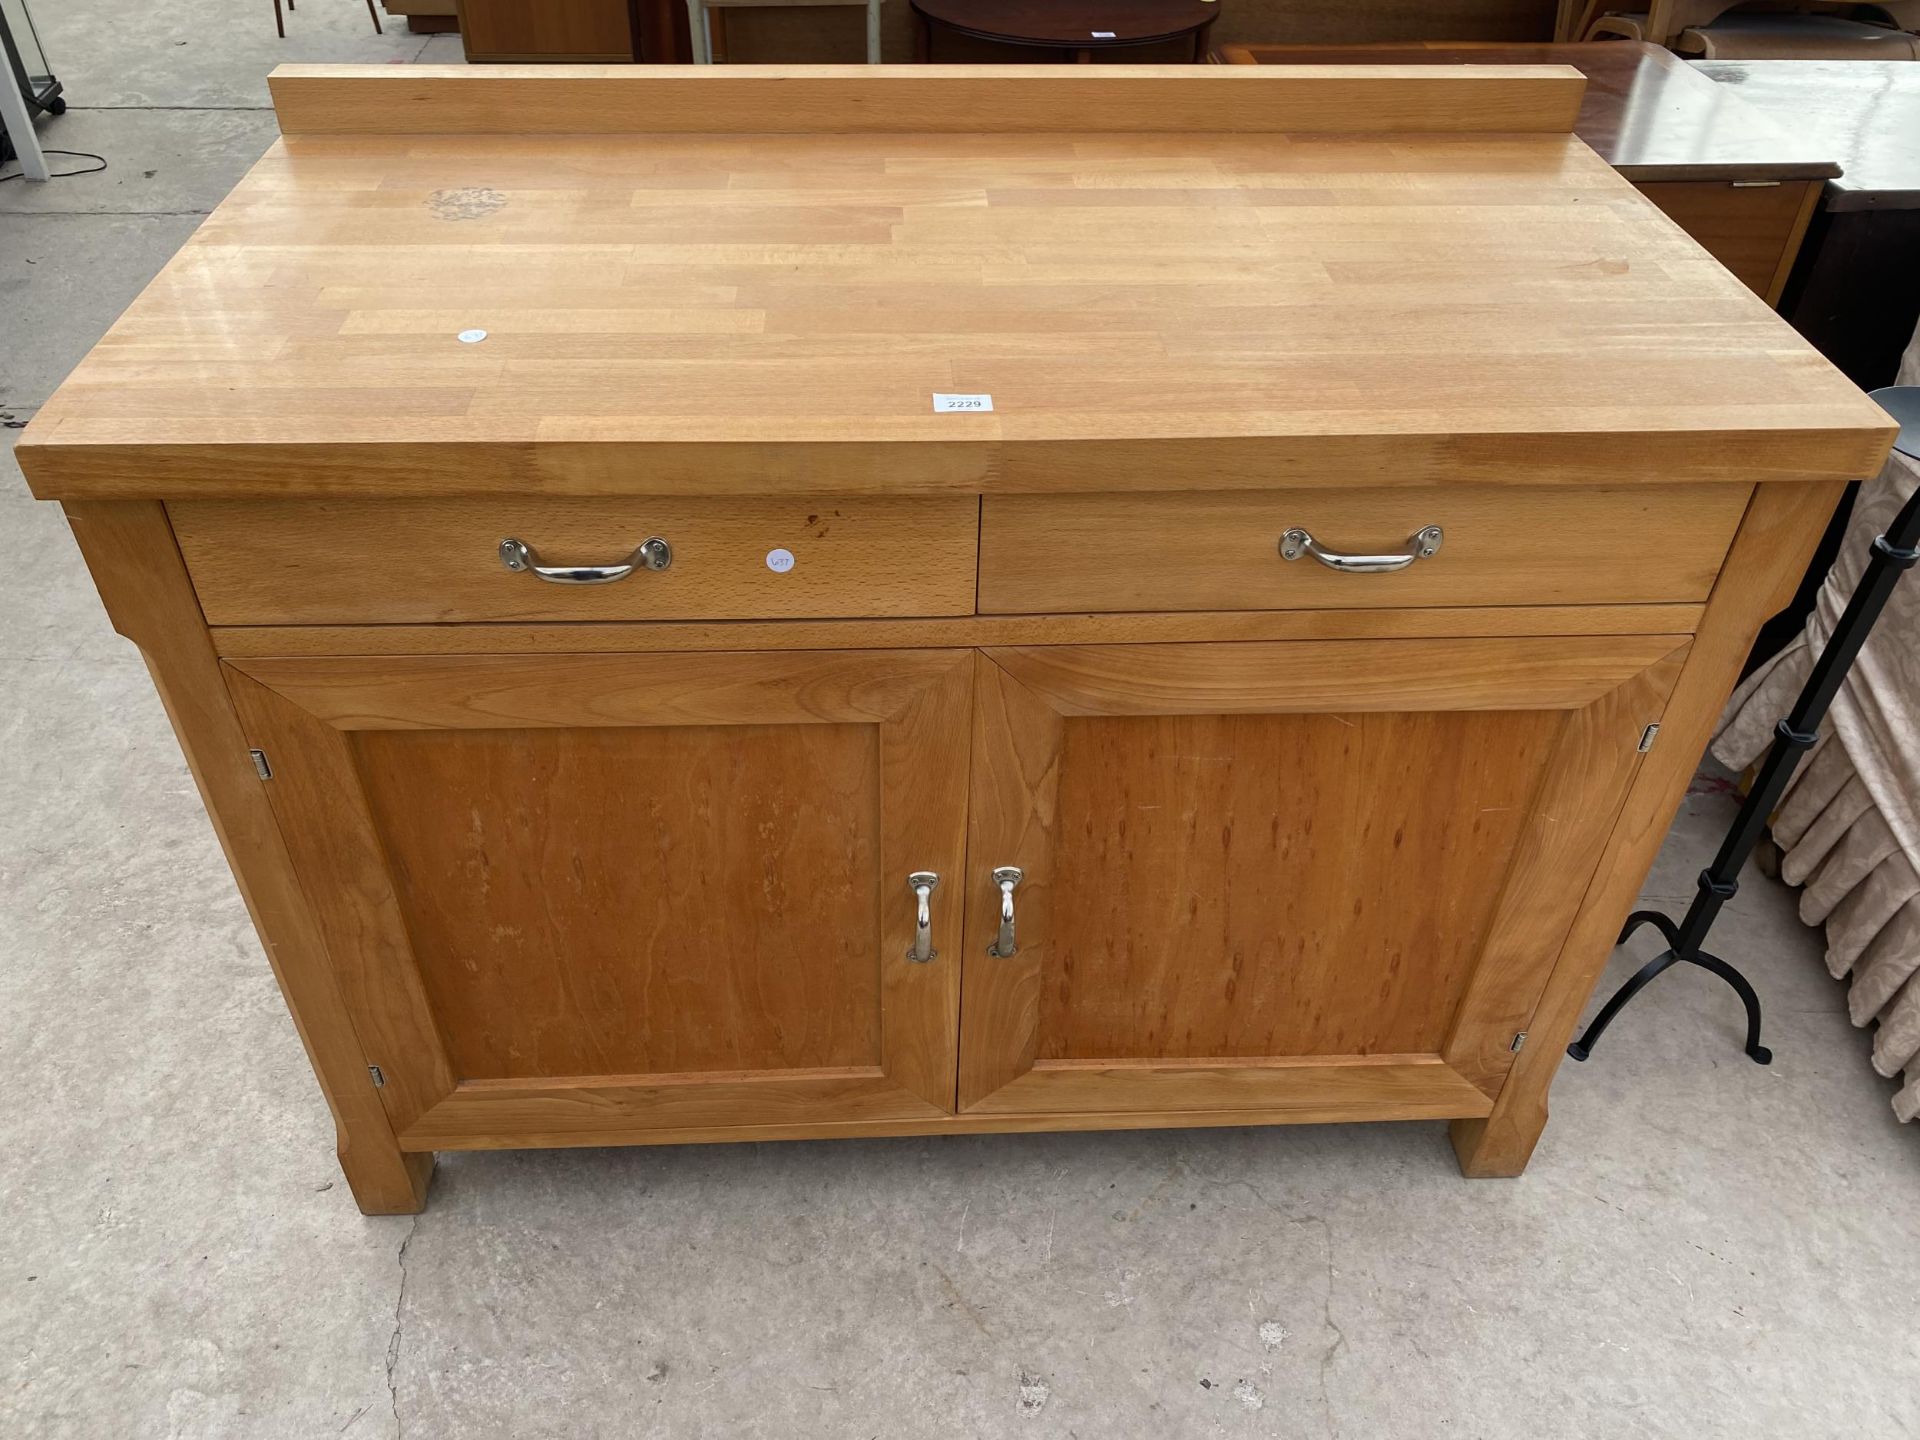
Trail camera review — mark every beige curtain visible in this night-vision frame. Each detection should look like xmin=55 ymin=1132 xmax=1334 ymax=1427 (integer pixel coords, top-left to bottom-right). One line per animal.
xmin=1712 ymin=333 xmax=1920 ymax=1122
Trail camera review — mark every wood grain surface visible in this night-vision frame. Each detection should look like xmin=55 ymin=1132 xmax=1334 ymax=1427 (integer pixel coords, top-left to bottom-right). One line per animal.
xmin=225 ymin=646 xmax=973 ymax=1128
xmin=455 ymin=0 xmax=637 ymax=60
xmin=227 ymin=648 xmax=965 ymax=729
xmin=1036 ymin=709 xmax=1557 ymax=1060
xmin=207 ymin=605 xmax=1713 ymax=657
xmin=15 ymin=66 xmax=1892 ymax=499
xmin=981 ymin=636 xmax=1688 ymax=715
xmin=980 ymin=484 xmax=1748 ymax=613
xmin=265 ymin=63 xmax=1588 ymax=135
xmin=400 ymin=1063 xmax=1491 ymax=1149
xmin=63 ymin=502 xmax=434 ymax=1214
xmin=953 ymin=636 xmax=1684 ymax=1118
xmin=1639 ymin=179 xmax=1821 ymax=307
xmin=172 ymin=495 xmax=979 ymax=624
xmin=355 ymin=722 xmax=886 ymax=1077
xmin=1451 ymin=480 xmax=1846 ymax=1176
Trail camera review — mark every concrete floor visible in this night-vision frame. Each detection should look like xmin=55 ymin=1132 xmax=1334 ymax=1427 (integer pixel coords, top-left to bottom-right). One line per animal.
xmin=4 ymin=8 xmax=1919 ymax=1438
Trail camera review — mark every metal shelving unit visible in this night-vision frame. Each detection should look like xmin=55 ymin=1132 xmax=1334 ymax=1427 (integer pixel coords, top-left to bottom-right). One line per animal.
xmin=0 ymin=0 xmax=62 ymax=178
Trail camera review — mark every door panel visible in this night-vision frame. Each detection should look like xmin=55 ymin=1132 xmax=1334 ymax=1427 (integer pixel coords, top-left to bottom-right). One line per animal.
xmin=353 ymin=721 xmax=883 ymax=1078
xmin=958 ymin=638 xmax=1688 ymax=1116
xmin=1039 ymin=709 xmax=1560 ymax=1062
xmin=226 ymin=649 xmax=972 ymax=1144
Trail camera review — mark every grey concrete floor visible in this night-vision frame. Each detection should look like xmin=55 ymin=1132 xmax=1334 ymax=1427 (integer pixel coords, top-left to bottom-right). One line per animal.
xmin=4 ymin=10 xmax=1919 ymax=1439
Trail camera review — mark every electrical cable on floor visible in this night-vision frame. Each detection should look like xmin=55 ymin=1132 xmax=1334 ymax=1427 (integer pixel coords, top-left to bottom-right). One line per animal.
xmin=0 ymin=150 xmax=108 ymax=182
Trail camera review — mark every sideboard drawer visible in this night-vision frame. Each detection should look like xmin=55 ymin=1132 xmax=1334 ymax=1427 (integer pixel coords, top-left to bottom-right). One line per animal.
xmin=978 ymin=484 xmax=1751 ymax=615
xmin=172 ymin=496 xmax=980 ymax=625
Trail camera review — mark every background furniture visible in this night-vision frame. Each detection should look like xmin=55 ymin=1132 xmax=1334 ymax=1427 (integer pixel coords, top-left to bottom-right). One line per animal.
xmin=273 ymin=0 xmax=383 ymax=38
xmin=1678 ymin=13 xmax=1920 ymax=57
xmin=382 ymin=0 xmax=457 ymax=31
xmin=17 ymin=64 xmax=1890 ymax=1213
xmin=1563 ymin=0 xmax=1920 ymax=47
xmin=1701 ymin=61 xmax=1920 ymax=662
xmin=1713 ymin=335 xmax=1920 ymax=1123
xmin=1214 ymin=0 xmax=1553 ymax=46
xmin=912 ymin=0 xmax=1219 ymax=61
xmin=1700 ymin=61 xmax=1920 ymax=390
xmin=691 ymin=0 xmax=882 ymax=62
xmin=0 ymin=0 xmax=56 ymax=180
xmin=1216 ymin=42 xmax=1835 ymax=306
xmin=456 ymin=0 xmax=692 ymax=61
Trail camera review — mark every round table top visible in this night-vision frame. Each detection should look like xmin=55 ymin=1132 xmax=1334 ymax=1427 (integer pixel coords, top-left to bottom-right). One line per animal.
xmin=909 ymin=0 xmax=1219 ymax=46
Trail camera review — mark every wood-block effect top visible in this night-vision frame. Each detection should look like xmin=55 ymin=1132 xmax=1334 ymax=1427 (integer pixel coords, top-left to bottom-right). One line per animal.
xmin=15 ymin=66 xmax=1893 ymax=499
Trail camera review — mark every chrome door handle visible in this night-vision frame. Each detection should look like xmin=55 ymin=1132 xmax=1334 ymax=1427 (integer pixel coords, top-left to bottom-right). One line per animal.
xmin=907 ymin=871 xmax=940 ymax=963
xmin=1279 ymin=525 xmax=1442 ymax=574
xmin=499 ymin=536 xmax=672 ymax=584
xmin=987 ymin=866 xmax=1023 ymax=957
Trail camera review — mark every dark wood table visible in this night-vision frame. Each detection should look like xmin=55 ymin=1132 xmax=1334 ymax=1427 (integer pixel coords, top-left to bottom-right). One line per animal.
xmin=912 ymin=0 xmax=1220 ymax=62
xmin=1217 ymin=42 xmax=1838 ymax=306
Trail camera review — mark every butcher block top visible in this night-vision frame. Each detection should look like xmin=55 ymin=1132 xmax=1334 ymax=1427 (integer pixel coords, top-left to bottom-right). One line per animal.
xmin=16 ymin=65 xmax=1894 ymax=500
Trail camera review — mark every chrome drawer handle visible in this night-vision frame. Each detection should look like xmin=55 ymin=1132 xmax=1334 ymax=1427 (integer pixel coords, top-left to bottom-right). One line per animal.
xmin=987 ymin=866 xmax=1023 ymax=958
xmin=1279 ymin=525 xmax=1442 ymax=574
xmin=498 ymin=536 xmax=672 ymax=584
xmin=907 ymin=871 xmax=940 ymax=963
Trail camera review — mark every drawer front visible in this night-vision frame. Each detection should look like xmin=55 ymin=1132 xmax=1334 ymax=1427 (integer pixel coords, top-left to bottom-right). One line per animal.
xmin=173 ymin=496 xmax=980 ymax=625
xmin=1637 ymin=179 xmax=1817 ymax=305
xmin=978 ymin=484 xmax=1751 ymax=615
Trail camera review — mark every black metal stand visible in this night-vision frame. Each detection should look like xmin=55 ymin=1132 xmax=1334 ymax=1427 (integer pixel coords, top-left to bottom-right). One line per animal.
xmin=1569 ymin=387 xmax=1920 ymax=1065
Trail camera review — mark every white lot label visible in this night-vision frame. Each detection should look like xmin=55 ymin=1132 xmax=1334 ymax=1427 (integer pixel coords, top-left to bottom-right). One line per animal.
xmin=765 ymin=547 xmax=795 ymax=574
xmin=932 ymin=393 xmax=993 ymax=412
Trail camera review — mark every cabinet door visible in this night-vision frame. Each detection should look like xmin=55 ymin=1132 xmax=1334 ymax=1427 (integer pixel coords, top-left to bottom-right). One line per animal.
xmin=957 ymin=637 xmax=1687 ymax=1120
xmin=224 ymin=649 xmax=971 ymax=1149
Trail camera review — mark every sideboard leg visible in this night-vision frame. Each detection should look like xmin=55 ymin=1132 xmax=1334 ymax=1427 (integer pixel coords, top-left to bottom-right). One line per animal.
xmin=62 ymin=500 xmax=431 ymax=1216
xmin=1451 ymin=480 xmax=1848 ymax=1180
xmin=341 ymin=1143 xmax=434 ymax=1216
xmin=1450 ymin=1112 xmax=1541 ymax=1179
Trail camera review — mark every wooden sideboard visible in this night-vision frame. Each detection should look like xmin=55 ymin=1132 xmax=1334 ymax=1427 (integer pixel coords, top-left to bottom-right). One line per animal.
xmin=1217 ymin=42 xmax=1838 ymax=307
xmin=17 ymin=66 xmax=1890 ymax=1214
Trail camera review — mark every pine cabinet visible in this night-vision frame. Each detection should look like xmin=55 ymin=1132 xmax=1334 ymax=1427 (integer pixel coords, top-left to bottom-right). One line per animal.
xmin=19 ymin=66 xmax=1893 ymax=1211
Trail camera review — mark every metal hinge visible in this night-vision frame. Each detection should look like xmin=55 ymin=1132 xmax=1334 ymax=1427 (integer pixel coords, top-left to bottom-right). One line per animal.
xmin=1510 ymin=1031 xmax=1529 ymax=1053
xmin=248 ymin=748 xmax=273 ymax=780
xmin=368 ymin=1065 xmax=386 ymax=1088
xmin=1637 ymin=723 xmax=1661 ymax=753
